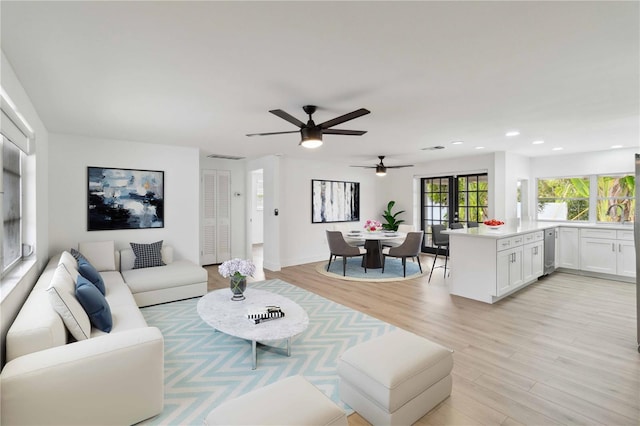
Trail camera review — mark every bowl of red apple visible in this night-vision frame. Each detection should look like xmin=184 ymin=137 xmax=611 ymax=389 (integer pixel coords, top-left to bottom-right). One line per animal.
xmin=483 ymin=219 xmax=505 ymax=229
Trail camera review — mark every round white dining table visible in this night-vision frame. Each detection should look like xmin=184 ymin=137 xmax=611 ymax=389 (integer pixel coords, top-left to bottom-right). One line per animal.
xmin=343 ymin=231 xmax=407 ymax=268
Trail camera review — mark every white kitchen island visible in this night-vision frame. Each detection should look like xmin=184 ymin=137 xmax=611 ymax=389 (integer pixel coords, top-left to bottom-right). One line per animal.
xmin=444 ymin=221 xmax=635 ymax=303
xmin=444 ymin=222 xmax=557 ymax=304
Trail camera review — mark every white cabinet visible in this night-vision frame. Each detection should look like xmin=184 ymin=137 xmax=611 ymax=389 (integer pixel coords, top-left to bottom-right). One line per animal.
xmin=558 ymin=227 xmax=580 ymax=269
xmin=523 ymin=241 xmax=544 ymax=283
xmin=580 ymin=237 xmax=617 ymax=274
xmin=579 ymin=228 xmax=636 ymax=278
xmin=497 ymin=247 xmax=523 ymax=296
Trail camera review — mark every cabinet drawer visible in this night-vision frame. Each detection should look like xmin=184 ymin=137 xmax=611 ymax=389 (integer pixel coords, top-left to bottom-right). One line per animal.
xmin=497 ymin=235 xmax=524 ymax=251
xmin=580 ymin=228 xmax=616 ymax=239
xmin=617 ymin=230 xmax=634 ymax=241
xmin=523 ymin=231 xmax=544 ymax=243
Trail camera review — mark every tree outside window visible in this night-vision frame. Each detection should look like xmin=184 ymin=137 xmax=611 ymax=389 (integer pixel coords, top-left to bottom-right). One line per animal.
xmin=537 ymin=177 xmax=590 ymax=221
xmin=597 ymin=174 xmax=635 ymax=223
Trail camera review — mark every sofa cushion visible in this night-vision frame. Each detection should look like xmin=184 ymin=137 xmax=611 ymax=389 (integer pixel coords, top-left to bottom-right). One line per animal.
xmin=75 ymin=276 xmax=113 ymax=333
xmin=121 ymin=260 xmax=207 ymax=294
xmin=78 ymin=258 xmax=106 ymax=295
xmin=130 ymin=241 xmax=165 ymax=269
xmin=47 ymin=264 xmax=91 ymax=341
xmin=70 ymin=247 xmax=88 ymax=263
xmin=78 ymin=240 xmax=116 ymax=271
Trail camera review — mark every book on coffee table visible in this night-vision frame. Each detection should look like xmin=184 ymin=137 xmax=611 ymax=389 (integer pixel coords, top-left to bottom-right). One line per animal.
xmin=247 ymin=306 xmax=285 ymax=324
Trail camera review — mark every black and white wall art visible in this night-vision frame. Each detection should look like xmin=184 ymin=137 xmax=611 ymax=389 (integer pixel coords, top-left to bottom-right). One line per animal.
xmin=311 ymin=179 xmax=360 ymax=223
xmin=88 ymin=167 xmax=164 ymax=230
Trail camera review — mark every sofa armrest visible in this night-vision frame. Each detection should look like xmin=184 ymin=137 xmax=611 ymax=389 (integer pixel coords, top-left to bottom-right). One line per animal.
xmin=1 ymin=327 xmax=164 ymax=426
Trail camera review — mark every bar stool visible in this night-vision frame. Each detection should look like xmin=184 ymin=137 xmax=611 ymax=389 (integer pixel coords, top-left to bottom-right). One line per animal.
xmin=428 ymin=224 xmax=452 ymax=282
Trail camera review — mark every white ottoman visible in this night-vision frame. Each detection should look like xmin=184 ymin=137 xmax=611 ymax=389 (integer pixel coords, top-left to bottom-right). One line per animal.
xmin=204 ymin=375 xmax=347 ymax=426
xmin=338 ymin=329 xmax=453 ymax=425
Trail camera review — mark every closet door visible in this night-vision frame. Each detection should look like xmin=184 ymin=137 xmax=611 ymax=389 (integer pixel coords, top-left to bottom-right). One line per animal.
xmin=216 ymin=170 xmax=231 ymax=262
xmin=202 ymin=170 xmax=218 ymax=265
xmin=201 ymin=170 xmax=231 ymax=265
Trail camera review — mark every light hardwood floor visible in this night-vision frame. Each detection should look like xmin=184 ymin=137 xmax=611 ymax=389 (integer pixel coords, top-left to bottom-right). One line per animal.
xmin=205 ymin=252 xmax=640 ymax=425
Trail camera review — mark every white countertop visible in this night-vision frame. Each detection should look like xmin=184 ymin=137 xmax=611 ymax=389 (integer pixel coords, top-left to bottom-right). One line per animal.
xmin=443 ymin=221 xmax=633 ymax=239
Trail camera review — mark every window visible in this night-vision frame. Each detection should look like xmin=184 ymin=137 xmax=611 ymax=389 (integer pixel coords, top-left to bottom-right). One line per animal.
xmin=597 ymin=174 xmax=635 ymax=223
xmin=537 ymin=177 xmax=590 ymax=221
xmin=2 ymin=137 xmax=23 ymax=274
xmin=421 ymin=173 xmax=488 ymax=252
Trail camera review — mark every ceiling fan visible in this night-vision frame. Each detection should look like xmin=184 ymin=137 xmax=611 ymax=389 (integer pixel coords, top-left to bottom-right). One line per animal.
xmin=351 ymin=156 xmax=414 ymax=176
xmin=246 ymin=105 xmax=370 ymax=148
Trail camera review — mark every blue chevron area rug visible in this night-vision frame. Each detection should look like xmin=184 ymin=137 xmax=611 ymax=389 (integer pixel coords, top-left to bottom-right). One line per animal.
xmin=140 ymin=279 xmax=395 ymax=425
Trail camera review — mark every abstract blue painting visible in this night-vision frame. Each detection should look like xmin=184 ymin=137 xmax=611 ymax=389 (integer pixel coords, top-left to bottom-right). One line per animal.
xmin=311 ymin=179 xmax=360 ymax=223
xmin=88 ymin=167 xmax=164 ymax=231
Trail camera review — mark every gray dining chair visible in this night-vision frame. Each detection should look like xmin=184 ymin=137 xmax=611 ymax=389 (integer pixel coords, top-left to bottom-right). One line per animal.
xmin=467 ymin=221 xmax=479 ymax=228
xmin=381 ymin=231 xmax=424 ymax=277
xmin=326 ymin=230 xmax=367 ymax=276
xmin=428 ymin=224 xmax=450 ymax=282
xmin=449 ymin=223 xmax=464 ymax=229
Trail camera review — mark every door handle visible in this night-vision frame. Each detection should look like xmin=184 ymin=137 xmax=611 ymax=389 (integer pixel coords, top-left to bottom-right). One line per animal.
xmin=619 ymin=243 xmax=622 ymax=252
xmin=612 ymin=243 xmax=615 ymax=252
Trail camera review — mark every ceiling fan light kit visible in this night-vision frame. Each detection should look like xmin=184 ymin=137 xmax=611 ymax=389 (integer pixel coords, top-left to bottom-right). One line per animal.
xmin=376 ymin=165 xmax=387 ymax=176
xmin=247 ymin=105 xmax=370 ymax=149
xmin=300 ymin=126 xmax=323 ymax=148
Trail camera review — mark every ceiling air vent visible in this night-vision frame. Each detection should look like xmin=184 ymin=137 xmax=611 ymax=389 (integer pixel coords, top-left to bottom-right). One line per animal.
xmin=207 ymin=154 xmax=245 ymax=160
xmin=421 ymin=146 xmax=445 ymax=151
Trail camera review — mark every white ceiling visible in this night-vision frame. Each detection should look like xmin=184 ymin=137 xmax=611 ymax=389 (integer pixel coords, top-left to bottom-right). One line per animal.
xmin=2 ymin=1 xmax=638 ymax=167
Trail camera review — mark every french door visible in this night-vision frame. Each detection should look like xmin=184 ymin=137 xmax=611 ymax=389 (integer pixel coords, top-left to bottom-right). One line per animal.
xmin=420 ymin=173 xmax=489 ymax=253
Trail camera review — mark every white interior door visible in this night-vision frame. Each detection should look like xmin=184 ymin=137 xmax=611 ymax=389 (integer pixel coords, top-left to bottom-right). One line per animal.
xmin=216 ymin=170 xmax=231 ymax=262
xmin=201 ymin=170 xmax=217 ymax=265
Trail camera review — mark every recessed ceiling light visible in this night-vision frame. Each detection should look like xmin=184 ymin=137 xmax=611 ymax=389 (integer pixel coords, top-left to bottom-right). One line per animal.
xmin=611 ymin=145 xmax=623 ymax=149
xmin=552 ymin=147 xmax=563 ymax=151
xmin=451 ymin=141 xmax=463 ymax=145
xmin=532 ymin=140 xmax=544 ymax=145
xmin=505 ymin=131 xmax=520 ymax=137
xmin=475 ymin=146 xmax=485 ymax=150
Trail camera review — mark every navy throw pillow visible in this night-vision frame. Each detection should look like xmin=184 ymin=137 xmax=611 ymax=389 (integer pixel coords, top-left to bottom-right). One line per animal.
xmin=77 ymin=258 xmax=106 ymax=295
xmin=75 ymin=276 xmax=112 ymax=333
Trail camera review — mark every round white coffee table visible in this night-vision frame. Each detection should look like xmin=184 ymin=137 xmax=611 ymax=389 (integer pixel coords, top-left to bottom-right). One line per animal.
xmin=197 ymin=288 xmax=309 ymax=369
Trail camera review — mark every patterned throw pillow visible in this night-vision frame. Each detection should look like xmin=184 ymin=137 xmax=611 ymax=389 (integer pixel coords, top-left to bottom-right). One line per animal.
xmin=130 ymin=240 xmax=165 ymax=269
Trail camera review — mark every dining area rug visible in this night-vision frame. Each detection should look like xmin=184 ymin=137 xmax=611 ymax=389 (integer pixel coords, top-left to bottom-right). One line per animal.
xmin=316 ymin=256 xmax=425 ymax=281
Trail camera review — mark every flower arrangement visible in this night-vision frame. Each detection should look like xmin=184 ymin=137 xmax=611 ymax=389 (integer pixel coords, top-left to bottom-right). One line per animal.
xmin=364 ymin=219 xmax=382 ymax=232
xmin=218 ymin=258 xmax=256 ymax=279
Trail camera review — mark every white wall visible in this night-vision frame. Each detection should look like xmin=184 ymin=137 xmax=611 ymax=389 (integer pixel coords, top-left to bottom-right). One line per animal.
xmin=531 ymin=148 xmax=637 ymax=177
xmin=504 ymin=152 xmax=531 ymax=222
xmin=48 ymin=133 xmax=200 ymax=263
xmin=1 ymin=51 xmax=50 ymax=367
xmin=199 ymin=155 xmax=247 ymax=261
xmin=251 ymin=169 xmax=264 ymax=244
xmin=377 ymin=153 xmax=498 ymax=229
xmin=278 ymin=156 xmax=378 ymax=267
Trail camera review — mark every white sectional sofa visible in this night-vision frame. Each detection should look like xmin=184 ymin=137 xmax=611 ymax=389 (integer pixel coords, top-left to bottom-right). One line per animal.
xmin=1 ymin=241 xmax=208 ymax=425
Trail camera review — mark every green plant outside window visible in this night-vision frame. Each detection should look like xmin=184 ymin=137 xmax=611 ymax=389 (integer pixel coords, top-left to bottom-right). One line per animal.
xmin=538 ymin=177 xmax=590 ymax=221
xmin=597 ymin=174 xmax=635 ymax=223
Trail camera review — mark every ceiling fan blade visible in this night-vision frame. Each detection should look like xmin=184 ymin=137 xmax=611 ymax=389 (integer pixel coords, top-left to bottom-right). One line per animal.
xmin=269 ymin=109 xmax=305 ymax=128
xmin=246 ymin=130 xmax=300 ymax=137
xmin=350 ymin=165 xmax=377 ymax=168
xmin=319 ymin=108 xmax=370 ymax=129
xmin=323 ymin=129 xmax=367 ymax=136
xmin=385 ymin=165 xmax=414 ymax=169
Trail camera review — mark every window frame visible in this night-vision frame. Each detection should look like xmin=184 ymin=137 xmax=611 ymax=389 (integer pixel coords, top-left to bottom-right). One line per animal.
xmin=2 ymin=136 xmax=24 ymax=277
xmin=536 ymin=173 xmax=635 ymax=224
